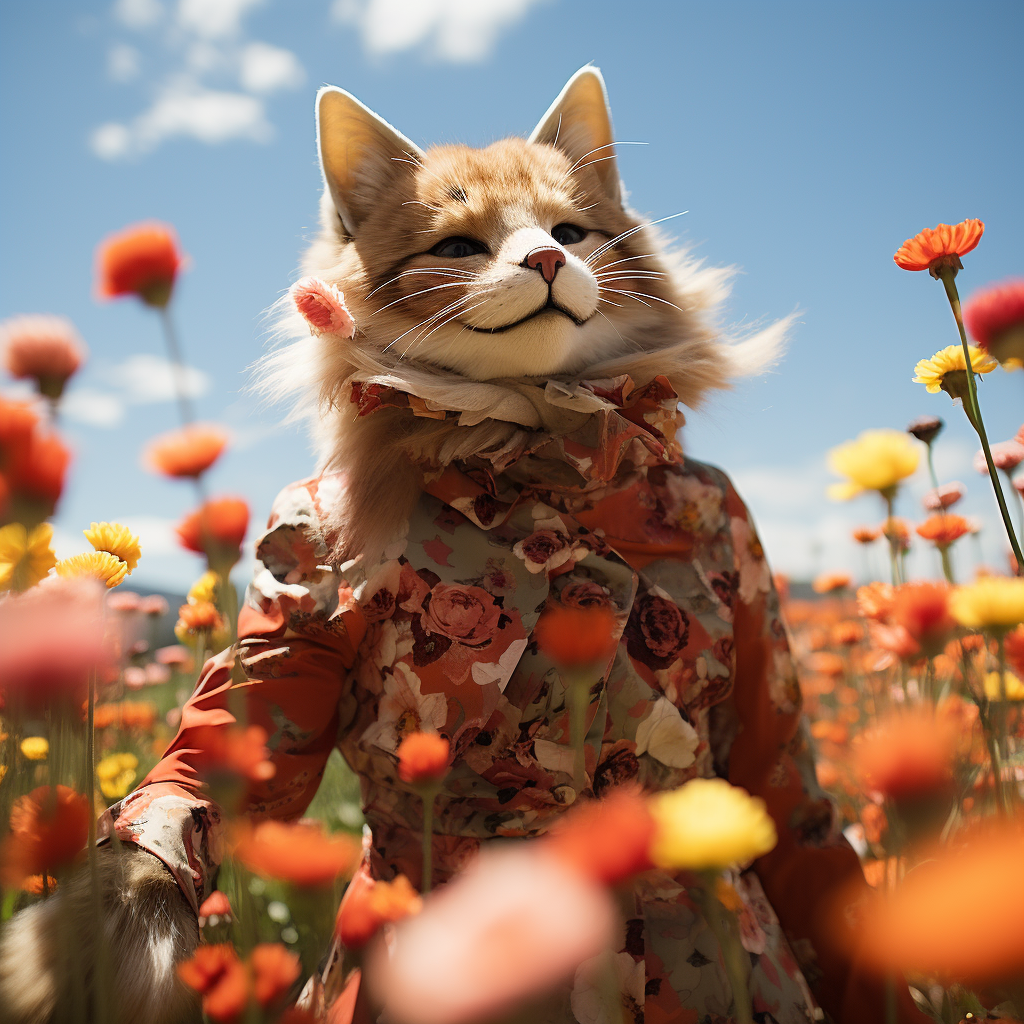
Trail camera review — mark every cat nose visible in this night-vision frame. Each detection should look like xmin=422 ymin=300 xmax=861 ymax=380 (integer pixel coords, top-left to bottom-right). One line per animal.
xmin=523 ymin=246 xmax=566 ymax=283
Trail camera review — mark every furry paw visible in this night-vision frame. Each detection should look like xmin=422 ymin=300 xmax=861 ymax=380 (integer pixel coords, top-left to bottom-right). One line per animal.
xmin=0 ymin=844 xmax=201 ymax=1024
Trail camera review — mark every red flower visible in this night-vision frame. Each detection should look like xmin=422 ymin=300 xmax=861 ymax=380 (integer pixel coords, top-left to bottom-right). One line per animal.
xmin=176 ymin=944 xmax=248 ymax=1024
xmin=335 ymin=865 xmax=423 ymax=949
xmin=0 ymin=315 xmax=86 ymax=400
xmin=893 ymin=219 xmax=984 ymax=278
xmin=189 ymin=724 xmax=276 ymax=784
xmin=534 ymin=604 xmax=619 ymax=667
xmin=396 ymin=732 xmax=450 ymax=785
xmin=231 ymin=820 xmax=360 ymax=887
xmin=963 ymin=278 xmax=1024 ymax=362
xmin=249 ymin=943 xmax=301 ymax=1008
xmin=145 ymin=424 xmax=228 ymax=479
xmin=96 ymin=221 xmax=185 ymax=307
xmin=1 ymin=786 xmax=91 ymax=886
xmin=198 ymin=890 xmax=233 ymax=922
xmin=176 ymin=496 xmax=249 ymax=569
xmin=0 ymin=398 xmax=70 ymax=521
xmin=889 ymin=582 xmax=956 ymax=657
xmin=1006 ymin=625 xmax=1024 ymax=678
xmin=915 ymin=513 xmax=970 ymax=549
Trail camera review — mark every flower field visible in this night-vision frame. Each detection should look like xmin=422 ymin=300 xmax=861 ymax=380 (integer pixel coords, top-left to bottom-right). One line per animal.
xmin=1 ymin=217 xmax=1023 ymax=1024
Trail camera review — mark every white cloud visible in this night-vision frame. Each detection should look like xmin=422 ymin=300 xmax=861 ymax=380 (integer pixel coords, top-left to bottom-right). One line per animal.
xmin=177 ymin=0 xmax=263 ymax=38
xmin=61 ymin=387 xmax=126 ymax=428
xmin=90 ymin=122 xmax=133 ymax=160
xmin=114 ymin=0 xmax=163 ymax=29
xmin=333 ymin=0 xmax=548 ymax=62
xmin=108 ymin=43 xmax=142 ymax=81
xmin=107 ymin=353 xmax=210 ymax=403
xmin=239 ymin=41 xmax=304 ymax=93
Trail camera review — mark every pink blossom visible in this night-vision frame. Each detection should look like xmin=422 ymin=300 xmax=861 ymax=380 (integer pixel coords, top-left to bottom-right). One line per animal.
xmin=123 ymin=666 xmax=147 ymax=690
xmin=0 ymin=315 xmax=86 ymax=398
xmin=423 ymin=583 xmax=501 ymax=646
xmin=155 ymin=644 xmax=192 ymax=669
xmin=368 ymin=847 xmax=615 ymax=1024
xmin=922 ymin=481 xmax=966 ymax=511
xmin=973 ymin=441 xmax=1024 ymax=474
xmin=107 ymin=591 xmax=143 ymax=613
xmin=290 ymin=277 xmax=355 ymax=338
xmin=145 ymin=663 xmax=171 ymax=685
xmin=139 ymin=594 xmax=169 ymax=617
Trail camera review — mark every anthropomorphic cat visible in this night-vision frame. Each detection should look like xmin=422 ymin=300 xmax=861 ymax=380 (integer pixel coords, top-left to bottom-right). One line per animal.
xmin=0 ymin=67 xmax=923 ymax=1024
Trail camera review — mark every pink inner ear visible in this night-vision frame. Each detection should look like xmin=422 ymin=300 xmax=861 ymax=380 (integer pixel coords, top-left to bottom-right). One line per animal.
xmin=291 ymin=277 xmax=355 ymax=338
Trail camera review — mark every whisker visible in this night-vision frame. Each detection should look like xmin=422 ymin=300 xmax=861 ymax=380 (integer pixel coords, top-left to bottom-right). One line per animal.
xmin=364 ymin=267 xmax=478 ymax=301
xmin=591 ymin=253 xmax=658 ymax=272
xmin=401 ymin=199 xmax=441 ymax=213
xmin=594 ymin=271 xmax=666 ymax=281
xmin=369 ymin=281 xmax=469 ymax=318
xmin=585 ymin=212 xmax=688 ymax=266
xmin=402 ymin=301 xmax=488 ymax=359
xmin=600 ymin=288 xmax=683 ymax=312
xmin=382 ymin=297 xmax=472 ymax=353
xmin=567 ymin=141 xmax=648 ymax=175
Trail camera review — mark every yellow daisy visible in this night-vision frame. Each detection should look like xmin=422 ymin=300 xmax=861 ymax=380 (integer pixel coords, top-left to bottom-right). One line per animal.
xmin=188 ymin=570 xmax=221 ymax=605
xmin=96 ymin=752 xmax=139 ymax=799
xmin=0 ymin=522 xmax=57 ymax=592
xmin=984 ymin=670 xmax=1024 ymax=702
xmin=950 ymin=577 xmax=1024 ymax=634
xmin=913 ymin=344 xmax=997 ymax=395
xmin=55 ymin=551 xmax=130 ymax=589
xmin=827 ymin=429 xmax=920 ymax=501
xmin=83 ymin=521 xmax=141 ymax=572
xmin=20 ymin=736 xmax=49 ymax=760
xmin=648 ymin=778 xmax=777 ymax=871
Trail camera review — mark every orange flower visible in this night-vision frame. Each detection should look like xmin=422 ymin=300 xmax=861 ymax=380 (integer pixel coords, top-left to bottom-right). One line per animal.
xmin=232 ymin=820 xmax=360 ymax=887
xmin=812 ymin=571 xmax=852 ymax=594
xmin=176 ymin=943 xmax=249 ymax=1024
xmin=0 ymin=414 xmax=70 ymax=521
xmin=335 ymin=865 xmax=423 ymax=949
xmin=853 ymin=821 xmax=1024 ymax=985
xmin=860 ymin=803 xmax=887 ymax=845
xmin=20 ymin=873 xmax=58 ymax=895
xmin=145 ymin=424 xmax=228 ymax=479
xmin=1006 ymin=625 xmax=1024 ymax=678
xmin=396 ymin=732 xmax=450 ymax=785
xmin=249 ymin=943 xmax=301 ymax=1008
xmin=963 ymin=278 xmax=1024 ymax=363
xmin=851 ymin=526 xmax=879 ymax=544
xmin=96 ymin=221 xmax=184 ymax=307
xmin=177 ymin=599 xmax=224 ymax=633
xmin=533 ymin=604 xmax=619 ymax=667
xmin=916 ymin=513 xmax=970 ymax=549
xmin=852 ymin=709 xmax=955 ymax=803
xmin=922 ymin=481 xmax=966 ymax=511
xmin=545 ymin=786 xmax=656 ymax=885
xmin=889 ymin=581 xmax=956 ymax=658
xmin=198 ymin=890 xmax=233 ymax=922
xmin=1 ymin=786 xmax=90 ymax=886
xmin=0 ymin=315 xmax=86 ymax=400
xmin=831 ymin=621 xmax=863 ymax=646
xmin=857 ymin=582 xmax=895 ymax=622
xmin=881 ymin=516 xmax=911 ymax=551
xmin=176 ymin=496 xmax=250 ymax=569
xmin=893 ymin=219 xmax=984 ymax=278
xmin=92 ymin=700 xmax=157 ymax=731
xmin=189 ymin=724 xmax=276 ymax=784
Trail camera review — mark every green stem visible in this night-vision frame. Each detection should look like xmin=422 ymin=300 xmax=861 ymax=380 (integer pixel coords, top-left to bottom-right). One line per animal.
xmin=158 ymin=305 xmax=197 ymax=430
xmin=883 ymin=492 xmax=901 ymax=586
xmin=421 ymin=788 xmax=435 ymax=894
xmin=566 ymin=676 xmax=589 ymax=795
xmin=939 ymin=545 xmax=955 ymax=584
xmin=938 ymin=268 xmax=1024 ymax=574
xmin=925 ymin=442 xmax=940 ymax=492
xmin=696 ymin=874 xmax=753 ymax=1024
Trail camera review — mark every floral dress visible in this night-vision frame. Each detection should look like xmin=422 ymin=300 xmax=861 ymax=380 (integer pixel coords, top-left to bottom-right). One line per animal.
xmin=101 ymin=374 xmax=903 ymax=1024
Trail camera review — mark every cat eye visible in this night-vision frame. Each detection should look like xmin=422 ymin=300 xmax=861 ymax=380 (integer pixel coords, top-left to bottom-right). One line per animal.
xmin=431 ymin=237 xmax=488 ymax=259
xmin=551 ymin=223 xmax=587 ymax=246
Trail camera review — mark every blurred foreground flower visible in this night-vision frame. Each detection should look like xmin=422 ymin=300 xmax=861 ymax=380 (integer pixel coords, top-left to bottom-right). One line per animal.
xmin=176 ymin=496 xmax=249 ymax=571
xmin=893 ymin=218 xmax=984 ymax=278
xmin=84 ymin=521 xmax=141 ymax=572
xmin=335 ymin=866 xmax=422 ymax=949
xmin=964 ymin=277 xmax=1024 ymax=366
xmin=0 ymin=315 xmax=86 ymax=400
xmin=827 ymin=429 xmax=919 ymax=501
xmin=983 ymin=670 xmax=1024 ymax=702
xmin=189 ymin=723 xmax=275 ymax=784
xmin=0 ymin=522 xmax=56 ymax=591
xmin=913 ymin=344 xmax=997 ymax=400
xmin=56 ymin=550 xmax=129 ymax=588
xmin=974 ymin=439 xmax=1024 ymax=474
xmin=176 ymin=943 xmax=248 ymax=1024
xmin=534 ymin=603 xmax=619 ymax=667
xmin=1 ymin=785 xmax=90 ymax=887
xmin=96 ymin=221 xmax=184 ymax=308
xmin=0 ymin=398 xmax=70 ymax=526
xmin=232 ymin=820 xmax=359 ymax=887
xmin=19 ymin=736 xmax=48 ymax=760
xmin=951 ymin=577 xmax=1024 ymax=633
xmin=145 ymin=423 xmax=228 ymax=479
xmin=291 ymin=276 xmax=355 ymax=338
xmin=96 ymin=752 xmax=138 ymax=800
xmin=396 ymin=731 xmax=449 ymax=785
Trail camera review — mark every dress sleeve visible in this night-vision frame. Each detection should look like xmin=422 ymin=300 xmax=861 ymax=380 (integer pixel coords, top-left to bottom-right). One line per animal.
xmin=721 ymin=481 xmax=927 ymax=1024
xmin=99 ymin=480 xmax=366 ymax=914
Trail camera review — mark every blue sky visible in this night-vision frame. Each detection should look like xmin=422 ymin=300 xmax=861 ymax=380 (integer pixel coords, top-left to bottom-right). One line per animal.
xmin=1 ymin=0 xmax=1022 ymax=592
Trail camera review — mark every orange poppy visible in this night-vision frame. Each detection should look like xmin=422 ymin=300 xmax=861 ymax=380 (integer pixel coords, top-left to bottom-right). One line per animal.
xmin=396 ymin=732 xmax=450 ymax=785
xmin=893 ymin=219 xmax=984 ymax=278
xmin=533 ymin=604 xmax=619 ymax=667
xmin=1 ymin=786 xmax=90 ymax=885
xmin=176 ymin=496 xmax=250 ymax=569
xmin=889 ymin=581 xmax=956 ymax=658
xmin=3 ymin=426 xmax=70 ymax=516
xmin=231 ymin=820 xmax=360 ymax=887
xmin=96 ymin=221 xmax=185 ymax=307
xmin=336 ymin=866 xmax=423 ymax=949
xmin=176 ymin=943 xmax=249 ymax=1024
xmin=0 ymin=315 xmax=86 ymax=400
xmin=881 ymin=516 xmax=911 ymax=550
xmin=545 ymin=786 xmax=656 ymax=885
xmin=20 ymin=873 xmax=58 ymax=895
xmin=812 ymin=571 xmax=852 ymax=594
xmin=189 ymin=724 xmax=276 ymax=784
xmin=830 ymin=621 xmax=863 ymax=646
xmin=915 ymin=513 xmax=970 ymax=548
xmin=1006 ymin=624 xmax=1024 ymax=677
xmin=249 ymin=943 xmax=301 ymax=1008
xmin=857 ymin=582 xmax=895 ymax=622
xmin=851 ymin=526 xmax=879 ymax=544
xmin=145 ymin=424 xmax=228 ymax=479
xmin=198 ymin=890 xmax=233 ymax=921
xmin=860 ymin=803 xmax=887 ymax=845
xmin=177 ymin=599 xmax=224 ymax=633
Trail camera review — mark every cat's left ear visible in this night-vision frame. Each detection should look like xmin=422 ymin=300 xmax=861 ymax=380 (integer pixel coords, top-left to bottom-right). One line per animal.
xmin=529 ymin=66 xmax=621 ymax=205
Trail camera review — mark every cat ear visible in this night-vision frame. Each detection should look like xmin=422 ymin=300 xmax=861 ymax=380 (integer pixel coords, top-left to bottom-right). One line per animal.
xmin=529 ymin=66 xmax=621 ymax=205
xmin=317 ymin=86 xmax=425 ymax=236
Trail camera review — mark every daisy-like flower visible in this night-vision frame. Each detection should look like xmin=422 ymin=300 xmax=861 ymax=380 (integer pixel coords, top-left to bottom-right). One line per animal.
xmin=812 ymin=571 xmax=852 ymax=594
xmin=95 ymin=752 xmax=138 ymax=799
xmin=922 ymin=481 xmax=965 ymax=511
xmin=144 ymin=424 xmax=228 ymax=479
xmin=20 ymin=737 xmax=49 ymax=761
xmin=916 ymin=513 xmax=971 ymax=549
xmin=950 ymin=577 xmax=1024 ymax=634
xmin=827 ymin=429 xmax=920 ymax=501
xmin=96 ymin=221 xmax=185 ymax=308
xmin=852 ymin=526 xmax=880 ymax=544
xmin=973 ymin=439 xmax=1024 ymax=474
xmin=894 ymin=219 xmax=984 ymax=279
xmin=0 ymin=522 xmax=57 ymax=592
xmin=290 ymin=277 xmax=355 ymax=338
xmin=0 ymin=315 xmax=87 ymax=400
xmin=907 ymin=414 xmax=944 ymax=444
xmin=83 ymin=521 xmax=141 ymax=572
xmin=963 ymin=277 xmax=1024 ymax=366
xmin=55 ymin=551 xmax=129 ymax=589
xmin=912 ymin=344 xmax=997 ymax=400
xmin=983 ymin=670 xmax=1024 ymax=702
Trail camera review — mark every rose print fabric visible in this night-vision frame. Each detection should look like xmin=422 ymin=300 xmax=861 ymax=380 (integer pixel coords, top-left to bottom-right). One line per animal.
xmin=101 ymin=374 xmax=911 ymax=1023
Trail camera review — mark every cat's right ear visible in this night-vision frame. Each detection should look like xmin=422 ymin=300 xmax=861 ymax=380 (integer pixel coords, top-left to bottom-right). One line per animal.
xmin=317 ymin=87 xmax=424 ymax=237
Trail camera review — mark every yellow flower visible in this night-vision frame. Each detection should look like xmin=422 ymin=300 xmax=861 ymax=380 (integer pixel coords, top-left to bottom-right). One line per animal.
xmin=950 ymin=577 xmax=1024 ymax=633
xmin=96 ymin=752 xmax=138 ymax=799
xmin=188 ymin=570 xmax=221 ymax=605
xmin=55 ymin=551 xmax=129 ymax=589
xmin=0 ymin=522 xmax=57 ymax=592
xmin=912 ymin=344 xmax=997 ymax=396
xmin=827 ymin=429 xmax=920 ymax=500
xmin=648 ymin=778 xmax=778 ymax=871
xmin=984 ymin=670 xmax=1024 ymax=702
xmin=20 ymin=736 xmax=49 ymax=760
xmin=0 ymin=765 xmax=7 ymax=784
xmin=83 ymin=522 xmax=141 ymax=572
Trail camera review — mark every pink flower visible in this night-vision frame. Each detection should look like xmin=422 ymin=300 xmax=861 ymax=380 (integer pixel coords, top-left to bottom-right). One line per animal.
xmin=0 ymin=315 xmax=86 ymax=400
xmin=974 ymin=441 xmax=1024 ymax=474
xmin=155 ymin=644 xmax=192 ymax=669
xmin=963 ymin=278 xmax=1024 ymax=361
xmin=290 ymin=277 xmax=355 ymax=338
xmin=145 ymin=662 xmax=171 ymax=685
xmin=107 ymin=591 xmax=142 ymax=613
xmin=923 ymin=481 xmax=966 ymax=511
xmin=139 ymin=594 xmax=169 ymax=617
xmin=123 ymin=666 xmax=147 ymax=690
xmin=423 ymin=584 xmax=501 ymax=646
xmin=368 ymin=846 xmax=615 ymax=1024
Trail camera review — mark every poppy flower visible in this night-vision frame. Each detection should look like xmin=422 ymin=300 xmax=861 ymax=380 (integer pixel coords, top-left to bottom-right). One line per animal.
xmin=893 ymin=219 xmax=984 ymax=278
xmin=974 ymin=439 xmax=1024 ymax=474
xmin=856 ymin=582 xmax=895 ymax=622
xmin=851 ymin=526 xmax=879 ymax=544
xmin=249 ymin=943 xmax=301 ymax=1008
xmin=827 ymin=430 xmax=919 ymax=501
xmin=534 ymin=604 xmax=619 ymax=667
xmin=290 ymin=277 xmax=355 ymax=338
xmin=1 ymin=785 xmax=91 ymax=886
xmin=335 ymin=866 xmax=423 ymax=949
xmin=96 ymin=221 xmax=185 ymax=307
xmin=922 ymin=481 xmax=965 ymax=511
xmin=888 ymin=581 xmax=956 ymax=657
xmin=189 ymin=724 xmax=276 ymax=784
xmin=145 ymin=424 xmax=228 ymax=479
xmin=963 ymin=277 xmax=1024 ymax=365
xmin=812 ymin=571 xmax=852 ymax=594
xmin=915 ymin=513 xmax=970 ymax=549
xmin=396 ymin=732 xmax=450 ymax=785
xmin=1006 ymin=625 xmax=1024 ymax=678
xmin=0 ymin=315 xmax=86 ymax=400
xmin=176 ymin=496 xmax=249 ymax=570
xmin=176 ymin=943 xmax=249 ymax=1024
xmin=231 ymin=820 xmax=360 ymax=887
xmin=93 ymin=700 xmax=157 ymax=731
xmin=0 ymin=522 xmax=57 ymax=592
xmin=1 ymin=417 xmax=70 ymax=524
xmin=176 ymin=599 xmax=224 ymax=633
xmin=198 ymin=890 xmax=233 ymax=925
